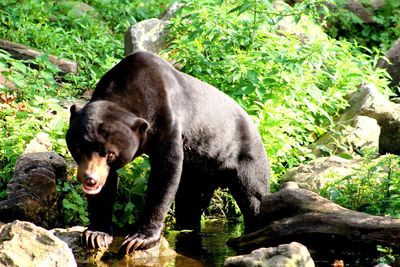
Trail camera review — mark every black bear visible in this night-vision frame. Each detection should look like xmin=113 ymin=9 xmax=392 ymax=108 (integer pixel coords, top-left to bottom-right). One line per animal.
xmin=66 ymin=51 xmax=270 ymax=254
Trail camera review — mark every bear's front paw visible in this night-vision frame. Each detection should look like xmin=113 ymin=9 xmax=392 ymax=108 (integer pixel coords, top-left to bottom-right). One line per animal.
xmin=81 ymin=229 xmax=113 ymax=249
xmin=119 ymin=232 xmax=161 ymax=254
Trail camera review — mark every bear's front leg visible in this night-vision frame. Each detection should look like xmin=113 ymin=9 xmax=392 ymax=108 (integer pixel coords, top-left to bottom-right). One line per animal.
xmin=82 ymin=170 xmax=118 ymax=249
xmin=119 ymin=139 xmax=183 ymax=254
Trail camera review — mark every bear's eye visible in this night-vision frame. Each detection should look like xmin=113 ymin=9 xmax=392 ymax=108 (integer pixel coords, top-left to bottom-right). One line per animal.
xmin=107 ymin=152 xmax=116 ymax=162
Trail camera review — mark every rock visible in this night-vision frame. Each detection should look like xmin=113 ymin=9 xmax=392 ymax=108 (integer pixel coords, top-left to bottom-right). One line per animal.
xmin=348 ymin=115 xmax=380 ymax=151
xmin=54 ymin=1 xmax=95 ymax=18
xmin=0 ymin=152 xmax=66 ymax=228
xmin=282 ymin=156 xmax=362 ymax=191
xmin=24 ymin=132 xmax=52 ymax=153
xmin=71 ymin=2 xmax=95 ymax=16
xmin=313 ymin=83 xmax=400 ymax=156
xmin=346 ymin=84 xmax=400 ymax=154
xmin=51 ymin=227 xmax=176 ymax=266
xmin=313 ymin=115 xmax=380 ymax=156
xmin=374 ymin=264 xmax=391 ymax=267
xmin=124 ymin=18 xmax=168 ymax=56
xmin=123 ymin=236 xmax=177 ymax=265
xmin=51 ymin=226 xmax=86 ymax=250
xmin=378 ymin=37 xmax=400 ymax=88
xmin=51 ymin=226 xmax=106 ymax=265
xmin=0 ymin=220 xmax=76 ymax=267
xmin=224 ymin=242 xmax=315 ymax=267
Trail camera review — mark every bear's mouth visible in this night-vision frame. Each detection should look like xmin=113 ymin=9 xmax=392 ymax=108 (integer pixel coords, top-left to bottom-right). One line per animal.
xmin=82 ymin=184 xmax=103 ymax=195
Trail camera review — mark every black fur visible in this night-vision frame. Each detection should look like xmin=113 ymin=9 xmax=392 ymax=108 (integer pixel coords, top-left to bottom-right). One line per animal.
xmin=66 ymin=51 xmax=270 ymax=254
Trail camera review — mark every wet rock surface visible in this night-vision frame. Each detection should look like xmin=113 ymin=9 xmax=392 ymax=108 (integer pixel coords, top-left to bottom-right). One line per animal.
xmin=52 ymin=226 xmax=177 ymax=266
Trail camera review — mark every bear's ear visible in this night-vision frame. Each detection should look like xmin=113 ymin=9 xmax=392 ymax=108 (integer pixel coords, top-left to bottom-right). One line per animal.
xmin=69 ymin=104 xmax=82 ymax=123
xmin=131 ymin=118 xmax=149 ymax=136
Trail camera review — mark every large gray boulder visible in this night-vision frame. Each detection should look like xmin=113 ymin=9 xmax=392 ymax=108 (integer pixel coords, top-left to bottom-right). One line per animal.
xmin=282 ymin=156 xmax=362 ymax=192
xmin=224 ymin=242 xmax=315 ymax=267
xmin=313 ymin=83 xmax=400 ymax=156
xmin=124 ymin=18 xmax=168 ymax=56
xmin=346 ymin=84 xmax=400 ymax=155
xmin=124 ymin=2 xmax=183 ymax=56
xmin=0 ymin=220 xmax=76 ymax=267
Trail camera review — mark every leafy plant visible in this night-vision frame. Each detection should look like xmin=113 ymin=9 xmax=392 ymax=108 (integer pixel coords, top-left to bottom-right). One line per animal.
xmin=58 ymin=180 xmax=89 ymax=226
xmin=205 ymin=188 xmax=241 ymax=219
xmin=321 ymin=154 xmax=400 ymax=217
xmin=0 ymin=49 xmax=70 ymax=191
xmin=0 ymin=0 xmax=174 ymax=228
xmin=164 ymin=0 xmax=392 ymax=183
xmin=0 ymin=0 xmax=175 ymax=93
xmin=113 ymin=156 xmax=151 ymax=231
xmin=326 ymin=0 xmax=400 ymax=51
xmin=0 ymin=0 xmax=398 ymax=231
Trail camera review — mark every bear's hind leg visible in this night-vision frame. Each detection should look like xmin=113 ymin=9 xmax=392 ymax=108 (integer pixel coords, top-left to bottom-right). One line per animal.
xmin=228 ymin=163 xmax=269 ymax=233
xmin=175 ymin=172 xmax=215 ymax=230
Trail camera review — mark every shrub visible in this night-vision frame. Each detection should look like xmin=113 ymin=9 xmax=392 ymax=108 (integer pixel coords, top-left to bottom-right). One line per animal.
xmin=164 ymin=0 xmax=392 ymax=185
xmin=326 ymin=0 xmax=400 ymax=51
xmin=0 ymin=0 xmax=396 ymax=229
xmin=321 ymin=154 xmax=400 ymax=218
xmin=0 ymin=0 xmax=173 ymax=227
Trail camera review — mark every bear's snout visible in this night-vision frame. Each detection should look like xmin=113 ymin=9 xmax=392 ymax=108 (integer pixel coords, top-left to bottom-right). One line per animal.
xmin=84 ymin=173 xmax=98 ymax=187
xmin=81 ymin=172 xmax=104 ymax=195
xmin=77 ymin=154 xmax=110 ymax=195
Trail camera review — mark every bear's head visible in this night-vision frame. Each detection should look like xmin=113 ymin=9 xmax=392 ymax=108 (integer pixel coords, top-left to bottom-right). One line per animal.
xmin=66 ymin=101 xmax=149 ymax=195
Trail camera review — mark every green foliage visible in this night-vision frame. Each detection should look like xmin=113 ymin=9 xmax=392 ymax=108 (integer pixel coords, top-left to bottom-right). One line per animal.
xmin=0 ymin=0 xmax=173 ymax=226
xmin=113 ymin=156 xmax=151 ymax=230
xmin=327 ymin=0 xmax=400 ymax=51
xmin=321 ymin=154 xmax=400 ymax=218
xmin=0 ymin=0 xmax=398 ymax=230
xmin=58 ymin=180 xmax=89 ymax=226
xmin=165 ymin=0 xmax=391 ymax=181
xmin=0 ymin=49 xmax=70 ymax=194
xmin=0 ymin=0 xmax=175 ymax=92
xmin=205 ymin=189 xmax=242 ymax=219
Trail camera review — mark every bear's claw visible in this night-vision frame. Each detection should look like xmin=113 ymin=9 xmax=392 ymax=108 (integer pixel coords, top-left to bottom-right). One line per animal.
xmin=119 ymin=233 xmax=160 ymax=255
xmin=82 ymin=229 xmax=113 ymax=249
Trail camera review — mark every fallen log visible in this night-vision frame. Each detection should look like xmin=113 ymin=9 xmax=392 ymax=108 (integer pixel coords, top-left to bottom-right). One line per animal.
xmin=229 ymin=182 xmax=400 ymax=255
xmin=0 ymin=39 xmax=78 ymax=74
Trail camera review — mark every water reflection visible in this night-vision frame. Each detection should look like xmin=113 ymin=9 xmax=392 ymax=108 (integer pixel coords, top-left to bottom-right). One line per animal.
xmin=165 ymin=219 xmax=244 ymax=267
xmin=98 ymin=219 xmax=244 ymax=267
